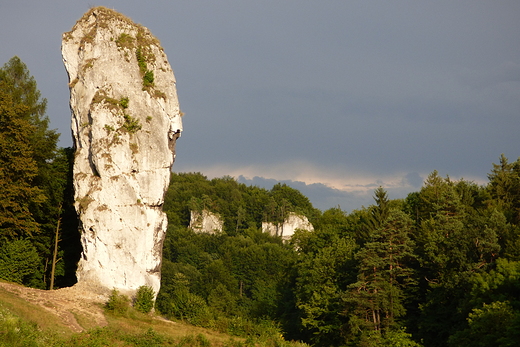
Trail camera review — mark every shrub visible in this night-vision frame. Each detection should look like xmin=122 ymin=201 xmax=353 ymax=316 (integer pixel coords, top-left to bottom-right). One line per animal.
xmin=119 ymin=97 xmax=129 ymax=109
xmin=105 ymin=289 xmax=130 ymax=315
xmin=116 ymin=33 xmax=134 ymax=50
xmin=136 ymin=47 xmax=147 ymax=73
xmin=0 ymin=305 xmax=52 ymax=347
xmin=0 ymin=239 xmax=40 ymax=285
xmin=177 ymin=334 xmax=211 ymax=347
xmin=122 ymin=113 xmax=142 ymax=133
xmin=122 ymin=327 xmax=165 ymax=347
xmin=134 ymin=286 xmax=155 ymax=313
xmin=143 ymin=70 xmax=154 ymax=87
xmin=104 ymin=124 xmax=115 ymax=132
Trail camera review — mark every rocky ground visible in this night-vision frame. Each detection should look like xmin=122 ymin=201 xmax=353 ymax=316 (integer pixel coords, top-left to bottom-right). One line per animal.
xmin=0 ymin=281 xmax=108 ymax=332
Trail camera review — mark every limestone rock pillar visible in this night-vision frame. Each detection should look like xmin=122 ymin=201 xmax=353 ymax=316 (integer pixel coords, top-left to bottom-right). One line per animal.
xmin=62 ymin=7 xmax=182 ymax=296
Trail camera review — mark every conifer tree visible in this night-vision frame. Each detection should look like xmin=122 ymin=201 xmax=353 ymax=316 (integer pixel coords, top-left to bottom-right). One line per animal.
xmin=487 ymin=154 xmax=520 ymax=224
xmin=0 ymin=57 xmax=74 ymax=288
xmin=345 ymin=203 xmax=416 ymax=343
xmin=0 ymin=91 xmax=44 ymax=239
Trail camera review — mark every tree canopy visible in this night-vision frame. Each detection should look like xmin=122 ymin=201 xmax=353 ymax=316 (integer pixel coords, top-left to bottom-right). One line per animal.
xmin=0 ymin=56 xmax=79 ymax=289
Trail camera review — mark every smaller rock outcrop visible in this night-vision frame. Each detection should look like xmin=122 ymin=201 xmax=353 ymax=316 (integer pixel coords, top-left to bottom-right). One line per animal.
xmin=189 ymin=210 xmax=224 ymax=234
xmin=262 ymin=212 xmax=314 ymax=241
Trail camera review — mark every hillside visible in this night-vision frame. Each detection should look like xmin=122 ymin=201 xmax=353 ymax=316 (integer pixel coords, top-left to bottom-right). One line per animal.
xmin=0 ymin=281 xmax=106 ymax=333
xmin=0 ymin=280 xmax=294 ymax=347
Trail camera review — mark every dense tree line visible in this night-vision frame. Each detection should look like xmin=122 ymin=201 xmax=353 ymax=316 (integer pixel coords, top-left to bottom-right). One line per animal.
xmin=157 ymin=166 xmax=520 ymax=346
xmin=0 ymin=57 xmax=80 ymax=289
xmin=1 ymin=56 xmax=519 ymax=346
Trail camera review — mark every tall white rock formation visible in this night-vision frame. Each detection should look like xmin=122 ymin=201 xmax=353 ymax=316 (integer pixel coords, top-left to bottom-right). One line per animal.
xmin=62 ymin=7 xmax=182 ymax=296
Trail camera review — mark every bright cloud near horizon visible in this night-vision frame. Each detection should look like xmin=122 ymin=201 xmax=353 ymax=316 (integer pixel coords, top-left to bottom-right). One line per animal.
xmin=179 ymin=160 xmax=425 ymax=192
xmin=1 ymin=1 xmax=519 ymax=211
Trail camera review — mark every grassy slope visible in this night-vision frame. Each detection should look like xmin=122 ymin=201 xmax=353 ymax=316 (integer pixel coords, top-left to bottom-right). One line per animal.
xmin=0 ymin=286 xmax=306 ymax=347
xmin=0 ymin=281 xmax=251 ymax=347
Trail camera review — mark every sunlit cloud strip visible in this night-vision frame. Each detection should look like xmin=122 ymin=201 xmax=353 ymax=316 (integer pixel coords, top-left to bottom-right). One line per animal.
xmin=174 ymin=159 xmax=488 ymax=193
xmin=175 ymin=160 xmax=422 ymax=193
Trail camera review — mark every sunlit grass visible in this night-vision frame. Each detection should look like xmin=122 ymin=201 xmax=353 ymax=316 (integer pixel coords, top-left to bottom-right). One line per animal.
xmin=0 ymin=284 xmax=72 ymax=337
xmin=0 ymin=280 xmax=307 ymax=347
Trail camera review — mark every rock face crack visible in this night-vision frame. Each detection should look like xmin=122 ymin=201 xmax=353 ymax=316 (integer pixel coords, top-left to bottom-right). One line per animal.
xmin=62 ymin=6 xmax=182 ymax=297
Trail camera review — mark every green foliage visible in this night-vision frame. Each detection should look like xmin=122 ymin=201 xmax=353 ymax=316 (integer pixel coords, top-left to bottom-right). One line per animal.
xmin=154 ymin=89 xmax=167 ymax=99
xmin=119 ymin=96 xmax=129 ymax=109
xmin=0 ymin=304 xmax=58 ymax=347
xmin=468 ymin=258 xmax=520 ymax=310
xmin=345 ymin=208 xmax=416 ymax=342
xmin=115 ymin=32 xmax=135 ymax=50
xmin=383 ymin=328 xmax=423 ymax=347
xmin=0 ymin=56 xmax=48 ymax=120
xmin=105 ymin=289 xmax=130 ymax=315
xmin=1 ymin=301 xmax=298 ymax=347
xmin=0 ymin=90 xmax=44 ymax=238
xmin=143 ymin=70 xmax=155 ymax=86
xmin=157 ymin=271 xmax=211 ymax=326
xmin=164 ymin=173 xmax=319 ymax=236
xmin=136 ymin=46 xmax=155 ymax=89
xmin=104 ymin=124 xmax=115 ymax=132
xmin=122 ymin=113 xmax=142 ymax=133
xmin=136 ymin=47 xmax=147 ymax=73
xmin=0 ymin=239 xmax=40 ymax=284
xmin=177 ymin=334 xmax=211 ymax=347
xmin=121 ymin=327 xmax=166 ymax=347
xmin=353 ymin=328 xmax=422 ymax=347
xmin=134 ymin=285 xmax=155 ymax=313
xmin=158 ymin=218 xmax=298 ymax=339
xmin=270 ymin=183 xmax=320 ymax=224
xmin=487 ymin=154 xmax=520 ymax=224
xmin=295 ymin=234 xmax=356 ymax=346
xmin=160 ymin=169 xmax=520 ymax=346
xmin=0 ymin=57 xmax=79 ymax=289
xmin=448 ymin=301 xmax=520 ymax=347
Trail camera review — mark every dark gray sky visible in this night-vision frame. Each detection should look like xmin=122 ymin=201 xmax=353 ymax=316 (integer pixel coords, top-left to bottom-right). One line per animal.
xmin=1 ymin=1 xmax=519 ymax=211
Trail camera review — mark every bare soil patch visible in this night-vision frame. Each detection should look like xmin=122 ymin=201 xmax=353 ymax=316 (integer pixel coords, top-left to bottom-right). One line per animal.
xmin=0 ymin=281 xmax=108 ymax=332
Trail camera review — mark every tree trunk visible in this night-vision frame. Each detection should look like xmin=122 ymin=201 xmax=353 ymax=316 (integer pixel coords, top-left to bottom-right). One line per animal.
xmin=49 ymin=206 xmax=62 ymax=290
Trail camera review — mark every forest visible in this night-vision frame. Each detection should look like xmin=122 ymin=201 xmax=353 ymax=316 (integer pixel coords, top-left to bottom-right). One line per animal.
xmin=1 ymin=56 xmax=520 ymax=347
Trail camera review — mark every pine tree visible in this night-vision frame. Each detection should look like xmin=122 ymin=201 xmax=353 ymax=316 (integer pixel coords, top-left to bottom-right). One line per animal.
xmin=0 ymin=56 xmax=59 ymax=166
xmin=487 ymin=154 xmax=520 ymax=224
xmin=0 ymin=90 xmax=44 ymax=239
xmin=0 ymin=57 xmax=75 ymax=288
xmin=345 ymin=208 xmax=416 ymax=343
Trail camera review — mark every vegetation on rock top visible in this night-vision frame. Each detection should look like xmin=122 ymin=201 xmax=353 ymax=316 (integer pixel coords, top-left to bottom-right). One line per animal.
xmin=65 ymin=6 xmax=166 ymax=97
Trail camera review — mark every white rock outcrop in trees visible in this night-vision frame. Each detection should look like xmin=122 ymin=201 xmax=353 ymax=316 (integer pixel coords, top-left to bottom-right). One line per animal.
xmin=262 ymin=212 xmax=314 ymax=241
xmin=62 ymin=7 xmax=182 ymax=296
xmin=189 ymin=210 xmax=224 ymax=234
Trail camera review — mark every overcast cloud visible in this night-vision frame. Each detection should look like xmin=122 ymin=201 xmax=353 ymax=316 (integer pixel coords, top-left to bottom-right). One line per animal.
xmin=1 ymin=1 xmax=519 ymax=211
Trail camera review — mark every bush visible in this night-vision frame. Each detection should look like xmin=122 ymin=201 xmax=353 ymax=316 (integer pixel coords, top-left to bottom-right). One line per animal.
xmin=122 ymin=328 xmax=166 ymax=347
xmin=0 ymin=239 xmax=41 ymax=285
xmin=177 ymin=334 xmax=211 ymax=347
xmin=0 ymin=304 xmax=49 ymax=347
xmin=134 ymin=285 xmax=155 ymax=313
xmin=105 ymin=289 xmax=130 ymax=315
xmin=122 ymin=113 xmax=141 ymax=133
xmin=143 ymin=70 xmax=154 ymax=86
xmin=119 ymin=96 xmax=129 ymax=109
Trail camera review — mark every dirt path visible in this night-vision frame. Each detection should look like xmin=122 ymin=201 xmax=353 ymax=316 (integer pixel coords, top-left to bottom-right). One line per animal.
xmin=0 ymin=282 xmax=108 ymax=332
